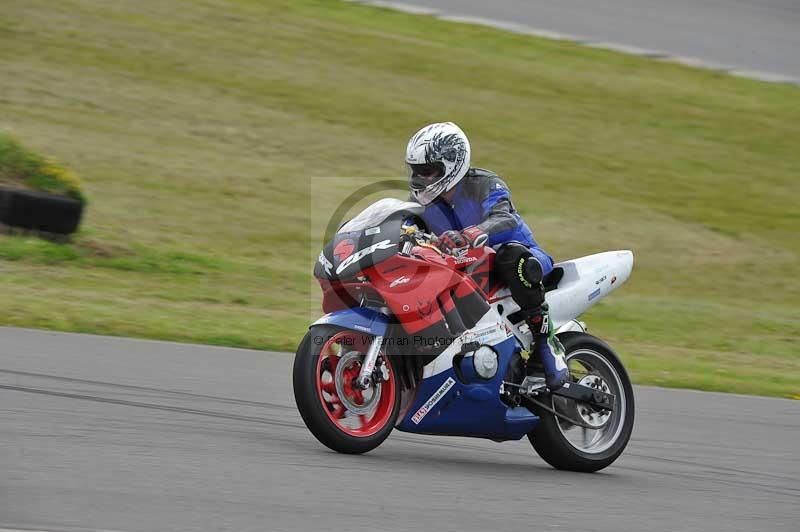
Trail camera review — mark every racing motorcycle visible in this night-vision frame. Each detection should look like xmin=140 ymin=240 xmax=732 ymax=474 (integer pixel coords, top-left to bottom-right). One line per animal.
xmin=293 ymin=198 xmax=635 ymax=472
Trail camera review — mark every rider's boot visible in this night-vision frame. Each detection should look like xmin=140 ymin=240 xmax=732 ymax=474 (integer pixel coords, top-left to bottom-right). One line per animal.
xmin=528 ymin=306 xmax=569 ymax=391
xmin=514 ymin=255 xmax=569 ymax=390
xmin=496 ymin=247 xmax=570 ymax=390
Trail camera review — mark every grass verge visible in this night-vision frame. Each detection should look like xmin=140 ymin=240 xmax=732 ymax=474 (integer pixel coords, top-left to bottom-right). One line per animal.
xmin=0 ymin=133 xmax=84 ymax=200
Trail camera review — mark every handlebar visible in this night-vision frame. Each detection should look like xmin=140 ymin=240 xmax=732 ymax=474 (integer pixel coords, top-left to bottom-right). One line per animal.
xmin=400 ymin=223 xmax=484 ymax=257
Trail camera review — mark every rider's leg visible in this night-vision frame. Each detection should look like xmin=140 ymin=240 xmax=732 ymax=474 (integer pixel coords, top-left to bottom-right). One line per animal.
xmin=495 ymin=243 xmax=568 ymax=390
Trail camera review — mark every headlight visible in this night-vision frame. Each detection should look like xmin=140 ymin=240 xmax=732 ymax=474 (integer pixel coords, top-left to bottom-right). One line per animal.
xmin=473 ymin=346 xmax=498 ymax=379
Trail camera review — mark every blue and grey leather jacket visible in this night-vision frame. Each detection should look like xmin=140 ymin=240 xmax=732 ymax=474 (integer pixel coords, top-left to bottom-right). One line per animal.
xmin=418 ymin=168 xmax=554 ymax=274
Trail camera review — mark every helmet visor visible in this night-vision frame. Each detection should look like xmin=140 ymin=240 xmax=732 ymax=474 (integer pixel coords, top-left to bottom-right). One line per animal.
xmin=408 ymin=162 xmax=446 ymax=190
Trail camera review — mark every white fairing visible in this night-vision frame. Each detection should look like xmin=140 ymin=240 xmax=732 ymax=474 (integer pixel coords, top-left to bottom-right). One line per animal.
xmin=545 ymin=250 xmax=634 ymax=328
xmin=338 ymin=198 xmax=423 ymax=233
xmin=423 ymin=307 xmax=512 ymax=378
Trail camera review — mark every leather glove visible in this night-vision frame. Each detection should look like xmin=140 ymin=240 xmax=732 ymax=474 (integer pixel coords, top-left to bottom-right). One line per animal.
xmin=461 ymin=226 xmax=488 ymax=248
xmin=438 ymin=230 xmax=468 ymax=254
xmin=438 ymin=226 xmax=488 ymax=254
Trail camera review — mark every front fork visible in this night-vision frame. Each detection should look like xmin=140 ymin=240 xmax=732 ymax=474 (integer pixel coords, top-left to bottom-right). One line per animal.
xmin=354 ymin=334 xmax=384 ymax=389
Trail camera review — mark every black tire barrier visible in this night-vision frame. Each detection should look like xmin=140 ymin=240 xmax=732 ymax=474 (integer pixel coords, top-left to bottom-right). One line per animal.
xmin=0 ymin=186 xmax=85 ymax=235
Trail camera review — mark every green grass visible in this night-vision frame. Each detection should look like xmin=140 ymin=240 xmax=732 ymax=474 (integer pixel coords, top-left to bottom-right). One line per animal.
xmin=0 ymin=0 xmax=798 ymax=398
xmin=0 ymin=133 xmax=85 ymax=200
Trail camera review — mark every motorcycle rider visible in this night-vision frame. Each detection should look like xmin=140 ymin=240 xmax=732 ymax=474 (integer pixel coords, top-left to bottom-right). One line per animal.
xmin=406 ymin=122 xmax=569 ymax=390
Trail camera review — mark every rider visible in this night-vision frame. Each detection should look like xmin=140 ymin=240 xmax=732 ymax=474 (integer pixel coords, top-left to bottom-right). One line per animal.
xmin=405 ymin=122 xmax=569 ymax=390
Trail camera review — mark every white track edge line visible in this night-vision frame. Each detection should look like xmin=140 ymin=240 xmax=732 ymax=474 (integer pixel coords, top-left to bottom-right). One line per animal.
xmin=348 ymin=0 xmax=800 ymax=86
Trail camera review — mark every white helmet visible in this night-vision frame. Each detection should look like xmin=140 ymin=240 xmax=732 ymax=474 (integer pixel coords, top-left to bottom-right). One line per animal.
xmin=405 ymin=122 xmax=471 ymax=205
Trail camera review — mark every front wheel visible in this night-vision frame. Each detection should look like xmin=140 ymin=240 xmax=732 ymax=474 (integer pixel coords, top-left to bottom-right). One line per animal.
xmin=528 ymin=332 xmax=635 ymax=472
xmin=293 ymin=325 xmax=401 ymax=454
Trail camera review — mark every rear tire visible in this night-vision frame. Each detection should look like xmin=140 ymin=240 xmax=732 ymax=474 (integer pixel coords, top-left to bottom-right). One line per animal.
xmin=528 ymin=332 xmax=635 ymax=472
xmin=293 ymin=325 xmax=400 ymax=454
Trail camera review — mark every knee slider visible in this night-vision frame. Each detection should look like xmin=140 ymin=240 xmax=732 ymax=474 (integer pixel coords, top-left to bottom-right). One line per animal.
xmin=495 ymin=242 xmax=531 ymax=271
xmin=522 ymin=256 xmax=543 ymax=286
xmin=496 ymin=243 xmax=543 ymax=285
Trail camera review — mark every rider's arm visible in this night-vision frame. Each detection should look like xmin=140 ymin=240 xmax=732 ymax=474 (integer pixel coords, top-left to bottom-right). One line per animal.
xmin=466 ymin=171 xmax=554 ymax=273
xmin=475 ymin=176 xmax=519 ymax=241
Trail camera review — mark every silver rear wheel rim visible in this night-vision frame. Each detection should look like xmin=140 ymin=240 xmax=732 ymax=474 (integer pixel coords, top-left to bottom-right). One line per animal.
xmin=554 ymin=348 xmax=627 ymax=454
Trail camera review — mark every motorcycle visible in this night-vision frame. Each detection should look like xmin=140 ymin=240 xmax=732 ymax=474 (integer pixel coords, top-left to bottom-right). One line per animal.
xmin=293 ymin=198 xmax=635 ymax=471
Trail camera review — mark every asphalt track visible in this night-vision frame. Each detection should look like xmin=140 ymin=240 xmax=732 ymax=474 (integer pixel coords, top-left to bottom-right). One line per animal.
xmin=1 ymin=327 xmax=798 ymax=532
xmin=361 ymin=0 xmax=800 ymax=82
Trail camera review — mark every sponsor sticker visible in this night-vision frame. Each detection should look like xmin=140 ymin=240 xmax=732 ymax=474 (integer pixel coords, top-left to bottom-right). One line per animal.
xmin=411 ymin=377 xmax=456 ymax=424
xmin=365 ymin=226 xmax=381 ymax=236
xmin=462 ymin=323 xmax=510 ymax=344
xmin=463 ymin=325 xmax=494 ymax=342
xmin=333 ymin=239 xmax=355 ymax=261
xmin=593 ymin=263 xmax=610 ymax=274
xmin=455 ymin=254 xmax=477 ymax=265
xmin=588 ymin=288 xmax=601 ymax=301
xmin=389 ymin=275 xmax=410 ymax=288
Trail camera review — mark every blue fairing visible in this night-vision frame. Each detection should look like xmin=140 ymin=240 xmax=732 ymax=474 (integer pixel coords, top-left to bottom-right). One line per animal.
xmin=396 ymin=336 xmax=540 ymax=441
xmin=311 ymin=307 xmax=389 ymax=337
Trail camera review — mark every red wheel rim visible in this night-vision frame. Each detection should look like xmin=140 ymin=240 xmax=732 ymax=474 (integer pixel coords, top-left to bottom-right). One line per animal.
xmin=315 ymin=331 xmax=396 ymax=437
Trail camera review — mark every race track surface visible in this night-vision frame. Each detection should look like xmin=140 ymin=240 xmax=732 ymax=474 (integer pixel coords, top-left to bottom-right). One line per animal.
xmin=370 ymin=0 xmax=800 ymax=80
xmin=1 ymin=327 xmax=798 ymax=532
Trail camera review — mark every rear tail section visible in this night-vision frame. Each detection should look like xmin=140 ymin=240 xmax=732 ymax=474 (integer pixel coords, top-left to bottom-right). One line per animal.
xmin=545 ymin=250 xmax=634 ymax=327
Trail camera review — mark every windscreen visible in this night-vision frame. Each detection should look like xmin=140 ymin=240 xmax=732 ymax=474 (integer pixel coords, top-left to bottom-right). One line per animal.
xmin=337 ymin=198 xmax=423 ymax=233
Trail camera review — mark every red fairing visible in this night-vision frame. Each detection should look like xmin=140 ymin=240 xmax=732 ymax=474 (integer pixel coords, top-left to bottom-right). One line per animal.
xmin=453 ymin=247 xmax=495 ymax=293
xmin=370 ymin=248 xmax=461 ymax=334
xmin=318 ymin=244 xmax=498 ymax=335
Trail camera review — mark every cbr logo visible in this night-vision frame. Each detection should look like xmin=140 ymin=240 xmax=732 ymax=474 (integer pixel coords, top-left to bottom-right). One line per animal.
xmin=317 ymin=251 xmax=333 ymax=276
xmin=389 ymin=275 xmax=410 ymax=288
xmin=333 ymin=239 xmax=355 ymax=261
xmin=335 ymin=239 xmax=395 ymax=274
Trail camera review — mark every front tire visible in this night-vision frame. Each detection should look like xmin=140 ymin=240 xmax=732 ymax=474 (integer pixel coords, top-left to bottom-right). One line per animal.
xmin=293 ymin=325 xmax=400 ymax=454
xmin=528 ymin=332 xmax=635 ymax=472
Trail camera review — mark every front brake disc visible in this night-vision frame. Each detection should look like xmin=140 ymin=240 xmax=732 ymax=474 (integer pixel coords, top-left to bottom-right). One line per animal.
xmin=335 ymin=351 xmax=381 ymax=415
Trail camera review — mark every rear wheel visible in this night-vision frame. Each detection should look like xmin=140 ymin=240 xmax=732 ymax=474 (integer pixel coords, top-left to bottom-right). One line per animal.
xmin=528 ymin=332 xmax=635 ymax=472
xmin=293 ymin=325 xmax=400 ymax=454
